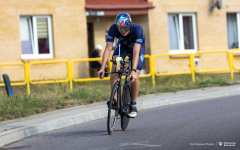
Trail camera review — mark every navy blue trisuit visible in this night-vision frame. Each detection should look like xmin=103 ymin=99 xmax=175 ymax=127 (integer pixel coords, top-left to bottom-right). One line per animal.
xmin=106 ymin=23 xmax=145 ymax=70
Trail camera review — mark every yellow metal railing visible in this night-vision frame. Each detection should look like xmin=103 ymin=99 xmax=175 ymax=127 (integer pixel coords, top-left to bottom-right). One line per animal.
xmin=192 ymin=50 xmax=235 ymax=80
xmin=1 ymin=51 xmax=240 ymax=95
xmin=193 ymin=50 xmax=231 ymax=73
xmin=153 ymin=53 xmax=192 ymax=76
xmin=232 ymin=49 xmax=240 ymax=71
xmin=0 ymin=62 xmax=27 ymax=86
xmin=28 ymin=60 xmax=70 ymax=86
xmin=71 ymin=58 xmax=111 ymax=82
xmin=0 ymin=62 xmax=30 ymax=94
xmin=71 ymin=55 xmax=152 ymax=82
xmin=152 ymin=53 xmax=193 ymax=85
xmin=231 ymin=49 xmax=240 ymax=80
xmin=139 ymin=55 xmax=152 ymax=78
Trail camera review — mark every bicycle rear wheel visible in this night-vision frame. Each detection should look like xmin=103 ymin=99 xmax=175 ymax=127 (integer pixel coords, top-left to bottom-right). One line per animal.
xmin=121 ymin=84 xmax=131 ymax=131
xmin=107 ymin=82 xmax=120 ymax=135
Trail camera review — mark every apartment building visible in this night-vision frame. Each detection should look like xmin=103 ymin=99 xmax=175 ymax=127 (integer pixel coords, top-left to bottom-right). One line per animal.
xmin=0 ymin=0 xmax=239 ymax=82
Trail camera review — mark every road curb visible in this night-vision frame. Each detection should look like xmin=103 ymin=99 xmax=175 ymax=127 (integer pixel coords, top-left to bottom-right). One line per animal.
xmin=1 ymin=85 xmax=240 ymax=147
xmin=0 ymin=109 xmax=107 ymax=147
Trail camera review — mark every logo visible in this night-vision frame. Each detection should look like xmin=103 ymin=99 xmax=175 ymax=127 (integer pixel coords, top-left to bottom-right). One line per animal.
xmin=107 ymin=36 xmax=113 ymax=40
xmin=218 ymin=142 xmax=236 ymax=147
xmin=119 ymin=17 xmax=125 ymax=21
xmin=136 ymin=39 xmax=143 ymax=43
xmin=140 ymin=54 xmax=144 ymax=62
xmin=119 ymin=22 xmax=125 ymax=27
xmin=119 ymin=37 xmax=124 ymax=41
xmin=118 ymin=16 xmax=131 ymax=26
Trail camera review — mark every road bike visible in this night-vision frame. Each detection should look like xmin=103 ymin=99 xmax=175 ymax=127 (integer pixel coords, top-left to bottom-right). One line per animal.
xmin=104 ymin=53 xmax=133 ymax=135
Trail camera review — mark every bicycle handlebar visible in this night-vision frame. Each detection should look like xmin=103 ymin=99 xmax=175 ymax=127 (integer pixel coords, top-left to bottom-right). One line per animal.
xmin=110 ymin=59 xmax=130 ymax=66
xmin=99 ymin=57 xmax=132 ymax=78
xmin=100 ymin=70 xmax=133 ymax=82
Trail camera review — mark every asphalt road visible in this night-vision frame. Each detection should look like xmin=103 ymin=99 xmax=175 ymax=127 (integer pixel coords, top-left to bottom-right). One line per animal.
xmin=3 ymin=95 xmax=240 ymax=150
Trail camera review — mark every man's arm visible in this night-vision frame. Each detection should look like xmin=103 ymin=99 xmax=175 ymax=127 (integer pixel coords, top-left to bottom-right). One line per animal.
xmin=98 ymin=42 xmax=113 ymax=79
xmin=130 ymin=43 xmax=141 ymax=82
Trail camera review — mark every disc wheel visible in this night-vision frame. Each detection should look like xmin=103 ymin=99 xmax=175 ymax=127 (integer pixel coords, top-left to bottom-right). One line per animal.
xmin=121 ymin=85 xmax=131 ymax=131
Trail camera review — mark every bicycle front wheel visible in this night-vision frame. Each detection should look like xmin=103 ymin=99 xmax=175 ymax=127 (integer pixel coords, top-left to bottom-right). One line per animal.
xmin=121 ymin=84 xmax=131 ymax=131
xmin=107 ymin=82 xmax=120 ymax=135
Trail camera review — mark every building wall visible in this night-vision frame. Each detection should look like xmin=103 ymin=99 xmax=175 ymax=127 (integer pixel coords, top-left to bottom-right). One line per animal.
xmin=148 ymin=0 xmax=240 ymax=74
xmin=0 ymin=0 xmax=89 ymax=81
xmin=1 ymin=0 xmax=240 ymax=82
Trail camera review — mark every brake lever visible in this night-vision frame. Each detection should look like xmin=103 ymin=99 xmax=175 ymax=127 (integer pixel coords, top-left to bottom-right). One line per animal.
xmin=130 ymin=76 xmax=133 ymax=82
xmin=110 ymin=57 xmax=117 ymax=65
xmin=100 ymin=72 xmax=107 ymax=77
xmin=112 ymin=60 xmax=117 ymax=65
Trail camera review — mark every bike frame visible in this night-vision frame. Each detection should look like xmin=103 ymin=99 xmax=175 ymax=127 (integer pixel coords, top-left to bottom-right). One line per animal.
xmin=106 ymin=54 xmax=132 ymax=116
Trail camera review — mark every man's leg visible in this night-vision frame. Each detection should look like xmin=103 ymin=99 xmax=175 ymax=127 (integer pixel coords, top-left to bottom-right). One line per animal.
xmin=109 ymin=55 xmax=120 ymax=102
xmin=128 ymin=70 xmax=140 ymax=118
xmin=130 ymin=70 xmax=140 ymax=106
xmin=106 ymin=56 xmax=118 ymax=107
xmin=110 ymin=56 xmax=118 ymax=90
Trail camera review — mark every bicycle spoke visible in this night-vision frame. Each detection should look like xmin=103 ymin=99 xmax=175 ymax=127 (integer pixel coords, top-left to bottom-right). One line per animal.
xmin=107 ymin=82 xmax=119 ymax=135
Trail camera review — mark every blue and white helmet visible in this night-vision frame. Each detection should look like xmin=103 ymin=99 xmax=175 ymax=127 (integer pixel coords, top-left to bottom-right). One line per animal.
xmin=115 ymin=13 xmax=132 ymax=33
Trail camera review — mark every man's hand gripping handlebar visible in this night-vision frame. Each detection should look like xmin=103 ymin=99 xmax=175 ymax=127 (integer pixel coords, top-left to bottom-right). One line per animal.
xmin=98 ymin=58 xmax=126 ymax=80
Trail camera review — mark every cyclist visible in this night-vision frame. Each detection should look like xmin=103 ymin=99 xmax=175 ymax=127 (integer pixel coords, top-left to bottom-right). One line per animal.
xmin=98 ymin=13 xmax=145 ymax=118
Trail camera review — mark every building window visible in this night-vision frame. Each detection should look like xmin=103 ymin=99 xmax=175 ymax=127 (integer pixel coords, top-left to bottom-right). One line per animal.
xmin=227 ymin=13 xmax=239 ymax=49
xmin=20 ymin=16 xmax=53 ymax=59
xmin=168 ymin=13 xmax=198 ymax=54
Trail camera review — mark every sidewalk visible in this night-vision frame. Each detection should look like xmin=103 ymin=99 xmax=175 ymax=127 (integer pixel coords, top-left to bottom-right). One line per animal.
xmin=1 ymin=85 xmax=240 ymax=147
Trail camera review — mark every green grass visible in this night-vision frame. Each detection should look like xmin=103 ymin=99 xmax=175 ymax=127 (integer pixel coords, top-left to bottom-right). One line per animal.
xmin=0 ymin=73 xmax=240 ymax=121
